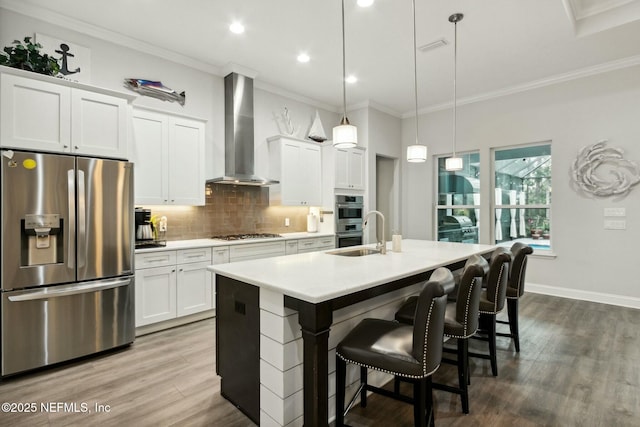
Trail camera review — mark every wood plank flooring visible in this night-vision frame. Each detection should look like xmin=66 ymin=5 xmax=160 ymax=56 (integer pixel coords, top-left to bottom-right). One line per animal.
xmin=0 ymin=293 xmax=638 ymax=426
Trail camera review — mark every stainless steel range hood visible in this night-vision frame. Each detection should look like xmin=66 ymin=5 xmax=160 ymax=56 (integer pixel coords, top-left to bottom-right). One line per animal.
xmin=207 ymin=73 xmax=278 ymax=186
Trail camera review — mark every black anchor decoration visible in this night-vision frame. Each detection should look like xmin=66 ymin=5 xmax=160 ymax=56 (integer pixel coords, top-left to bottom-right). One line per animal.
xmin=55 ymin=43 xmax=80 ymax=76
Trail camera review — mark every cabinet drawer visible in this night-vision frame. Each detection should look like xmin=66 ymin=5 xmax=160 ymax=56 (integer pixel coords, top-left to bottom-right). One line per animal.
xmin=229 ymin=241 xmax=286 ymax=262
xmin=212 ymin=246 xmax=230 ymax=264
xmin=285 ymin=240 xmax=298 ymax=255
xmin=177 ymin=247 xmax=212 ymax=264
xmin=297 ymin=238 xmax=320 ymax=253
xmin=136 ymin=251 xmax=177 ymax=268
xmin=316 ymin=237 xmax=335 ymax=250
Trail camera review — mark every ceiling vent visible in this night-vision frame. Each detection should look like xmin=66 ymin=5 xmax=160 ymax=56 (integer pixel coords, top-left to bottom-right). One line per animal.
xmin=418 ymin=38 xmax=448 ymax=53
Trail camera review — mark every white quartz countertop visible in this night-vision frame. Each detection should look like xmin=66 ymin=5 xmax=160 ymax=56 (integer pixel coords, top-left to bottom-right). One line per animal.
xmin=134 ymin=232 xmax=334 ymax=253
xmin=207 ymin=239 xmax=497 ymax=304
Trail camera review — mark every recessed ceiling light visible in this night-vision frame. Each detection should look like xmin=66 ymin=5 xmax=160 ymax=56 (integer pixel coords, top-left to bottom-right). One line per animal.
xmin=229 ymin=22 xmax=245 ymax=34
xmin=297 ymin=53 xmax=310 ymax=63
xmin=346 ymin=75 xmax=357 ymax=84
xmin=357 ymin=0 xmax=374 ymax=7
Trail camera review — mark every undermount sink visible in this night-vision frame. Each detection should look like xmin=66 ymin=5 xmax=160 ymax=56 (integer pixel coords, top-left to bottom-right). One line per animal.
xmin=327 ymin=248 xmax=381 ymax=257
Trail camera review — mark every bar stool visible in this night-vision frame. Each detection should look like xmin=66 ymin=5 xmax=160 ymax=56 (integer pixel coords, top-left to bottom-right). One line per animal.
xmin=496 ymin=242 xmax=533 ymax=352
xmin=395 ymin=255 xmax=488 ymax=414
xmin=335 ymin=268 xmax=451 ymax=427
xmin=468 ymin=247 xmax=511 ymax=376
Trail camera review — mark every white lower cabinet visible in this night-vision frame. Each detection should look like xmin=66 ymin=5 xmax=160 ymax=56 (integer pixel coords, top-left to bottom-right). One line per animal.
xmin=176 ymin=261 xmax=213 ymax=317
xmin=135 ymin=264 xmax=177 ymax=326
xmin=135 ymin=247 xmax=213 ymax=328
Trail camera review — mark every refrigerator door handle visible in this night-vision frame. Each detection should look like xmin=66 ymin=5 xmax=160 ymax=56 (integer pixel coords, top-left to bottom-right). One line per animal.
xmin=7 ymin=278 xmax=132 ymax=302
xmin=77 ymin=169 xmax=86 ymax=269
xmin=67 ymin=169 xmax=76 ymax=270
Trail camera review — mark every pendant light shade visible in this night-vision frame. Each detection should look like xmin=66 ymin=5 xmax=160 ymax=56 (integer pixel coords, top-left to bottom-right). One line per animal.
xmin=406 ymin=0 xmax=426 ymax=162
xmin=445 ymin=13 xmax=464 ymax=172
xmin=407 ymin=145 xmax=427 ymax=162
xmin=333 ymin=118 xmax=358 ymax=148
xmin=333 ymin=0 xmax=357 ymax=149
xmin=445 ymin=156 xmax=463 ymax=171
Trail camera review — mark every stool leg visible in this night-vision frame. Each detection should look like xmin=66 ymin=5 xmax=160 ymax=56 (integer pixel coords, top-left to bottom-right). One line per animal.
xmin=507 ymin=298 xmax=520 ymax=352
xmin=485 ymin=313 xmax=498 ymax=376
xmin=336 ymin=356 xmax=346 ymax=426
xmin=414 ymin=378 xmax=427 ymax=427
xmin=457 ymin=338 xmax=469 ymax=413
xmin=427 ymin=376 xmax=435 ymax=427
xmin=360 ymin=366 xmax=368 ymax=408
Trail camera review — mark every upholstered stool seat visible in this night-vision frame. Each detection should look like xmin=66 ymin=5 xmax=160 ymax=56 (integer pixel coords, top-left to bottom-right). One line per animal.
xmin=337 ymin=319 xmax=424 ymax=377
xmin=335 ymin=268 xmax=452 ymax=427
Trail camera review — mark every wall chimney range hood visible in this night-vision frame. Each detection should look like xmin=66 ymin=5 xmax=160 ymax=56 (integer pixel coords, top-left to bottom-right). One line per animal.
xmin=207 ymin=73 xmax=278 ymax=186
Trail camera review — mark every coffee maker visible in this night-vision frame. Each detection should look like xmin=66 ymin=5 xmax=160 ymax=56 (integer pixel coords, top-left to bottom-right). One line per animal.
xmin=135 ymin=208 xmax=154 ymax=244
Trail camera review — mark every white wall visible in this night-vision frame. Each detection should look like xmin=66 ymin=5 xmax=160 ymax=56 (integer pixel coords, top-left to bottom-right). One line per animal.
xmin=363 ymin=107 xmax=402 ymax=242
xmin=402 ymin=65 xmax=640 ymax=304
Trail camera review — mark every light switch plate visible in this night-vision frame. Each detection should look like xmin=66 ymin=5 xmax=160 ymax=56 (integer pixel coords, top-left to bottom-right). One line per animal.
xmin=604 ymin=219 xmax=626 ymax=230
xmin=604 ymin=207 xmax=626 ymax=217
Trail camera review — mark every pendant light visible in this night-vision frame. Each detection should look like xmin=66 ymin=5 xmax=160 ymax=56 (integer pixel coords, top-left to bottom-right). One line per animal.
xmin=445 ymin=13 xmax=464 ymax=171
xmin=406 ymin=0 xmax=427 ymax=163
xmin=333 ymin=0 xmax=358 ymax=148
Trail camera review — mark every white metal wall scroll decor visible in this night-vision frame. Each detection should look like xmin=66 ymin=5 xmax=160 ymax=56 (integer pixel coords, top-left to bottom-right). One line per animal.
xmin=571 ymin=140 xmax=640 ymax=197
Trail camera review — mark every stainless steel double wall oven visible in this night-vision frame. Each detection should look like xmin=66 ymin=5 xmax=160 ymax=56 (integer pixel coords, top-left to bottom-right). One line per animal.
xmin=335 ymin=195 xmax=364 ymax=248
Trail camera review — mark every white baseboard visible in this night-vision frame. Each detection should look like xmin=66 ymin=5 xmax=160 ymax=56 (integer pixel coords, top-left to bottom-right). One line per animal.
xmin=527 ymin=283 xmax=640 ymax=310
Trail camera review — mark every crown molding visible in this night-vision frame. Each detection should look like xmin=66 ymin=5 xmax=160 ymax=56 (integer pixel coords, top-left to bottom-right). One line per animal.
xmin=403 ymin=53 xmax=640 ymax=118
xmin=0 ymin=0 xmax=221 ymax=75
xmin=254 ymin=80 xmax=339 ymax=113
xmin=348 ymin=100 xmax=402 ymax=118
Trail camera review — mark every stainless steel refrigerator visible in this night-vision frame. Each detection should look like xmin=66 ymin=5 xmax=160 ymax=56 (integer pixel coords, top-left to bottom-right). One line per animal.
xmin=1 ymin=150 xmax=135 ymax=377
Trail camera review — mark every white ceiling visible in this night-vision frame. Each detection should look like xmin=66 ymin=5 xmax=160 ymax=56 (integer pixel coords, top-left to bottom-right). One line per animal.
xmin=8 ymin=0 xmax=640 ymax=116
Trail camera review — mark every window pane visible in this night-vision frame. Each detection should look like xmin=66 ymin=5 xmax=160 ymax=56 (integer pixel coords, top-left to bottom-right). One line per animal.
xmin=494 ymin=145 xmax=551 ymax=205
xmin=437 ymin=152 xmax=480 ymax=206
xmin=437 ymin=208 xmax=479 ymax=244
xmin=494 ymin=207 xmax=550 ymax=246
xmin=494 ymin=144 xmax=551 ymax=250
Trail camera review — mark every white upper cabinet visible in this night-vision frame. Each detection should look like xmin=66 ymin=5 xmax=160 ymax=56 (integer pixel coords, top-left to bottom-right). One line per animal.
xmin=71 ymin=89 xmax=128 ymax=158
xmin=0 ymin=67 xmax=132 ymax=159
xmin=334 ymin=147 xmax=365 ymax=191
xmin=268 ymin=136 xmax=322 ymax=206
xmin=132 ymin=108 xmax=205 ymax=206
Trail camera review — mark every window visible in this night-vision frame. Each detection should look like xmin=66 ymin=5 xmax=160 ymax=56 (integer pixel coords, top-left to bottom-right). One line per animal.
xmin=493 ymin=143 xmax=551 ymax=250
xmin=436 ymin=152 xmax=480 ymax=244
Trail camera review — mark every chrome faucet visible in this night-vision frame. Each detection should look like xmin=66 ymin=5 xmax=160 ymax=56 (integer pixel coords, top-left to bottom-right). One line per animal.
xmin=363 ymin=210 xmax=386 ymax=254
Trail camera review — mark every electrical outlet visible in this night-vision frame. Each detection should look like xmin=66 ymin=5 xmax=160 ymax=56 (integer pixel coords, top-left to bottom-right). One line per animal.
xmin=285 ymin=218 xmax=290 ymax=227
xmin=604 ymin=219 xmax=626 ymax=230
xmin=604 ymin=207 xmax=626 ymax=217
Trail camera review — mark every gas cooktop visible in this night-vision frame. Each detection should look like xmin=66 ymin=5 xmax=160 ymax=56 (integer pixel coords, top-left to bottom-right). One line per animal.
xmin=211 ymin=233 xmax=282 ymax=241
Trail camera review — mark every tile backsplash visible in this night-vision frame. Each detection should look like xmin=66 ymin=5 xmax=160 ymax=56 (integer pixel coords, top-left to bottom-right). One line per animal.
xmin=141 ymin=184 xmax=309 ymax=240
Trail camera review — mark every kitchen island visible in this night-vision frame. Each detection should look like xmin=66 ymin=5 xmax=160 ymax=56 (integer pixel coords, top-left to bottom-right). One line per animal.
xmin=208 ymin=239 xmax=496 ymax=427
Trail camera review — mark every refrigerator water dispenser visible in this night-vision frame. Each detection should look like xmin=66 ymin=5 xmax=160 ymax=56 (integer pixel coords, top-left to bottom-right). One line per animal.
xmin=22 ymin=214 xmax=63 ymax=266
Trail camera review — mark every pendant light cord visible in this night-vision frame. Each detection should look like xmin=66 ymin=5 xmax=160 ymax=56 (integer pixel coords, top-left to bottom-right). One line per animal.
xmin=341 ymin=0 xmax=347 ymax=123
xmin=452 ymin=18 xmax=458 ymax=157
xmin=412 ymin=0 xmax=419 ymax=144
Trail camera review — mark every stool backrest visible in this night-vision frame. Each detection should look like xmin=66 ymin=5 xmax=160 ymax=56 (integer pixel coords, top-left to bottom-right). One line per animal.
xmin=455 ymin=255 xmax=489 ymax=336
xmin=412 ymin=267 xmax=450 ymax=376
xmin=509 ymin=242 xmax=534 ymax=297
xmin=485 ymin=248 xmax=512 ymax=313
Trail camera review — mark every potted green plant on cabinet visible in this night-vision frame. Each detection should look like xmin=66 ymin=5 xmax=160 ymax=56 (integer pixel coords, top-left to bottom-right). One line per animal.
xmin=0 ymin=37 xmax=60 ymax=76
